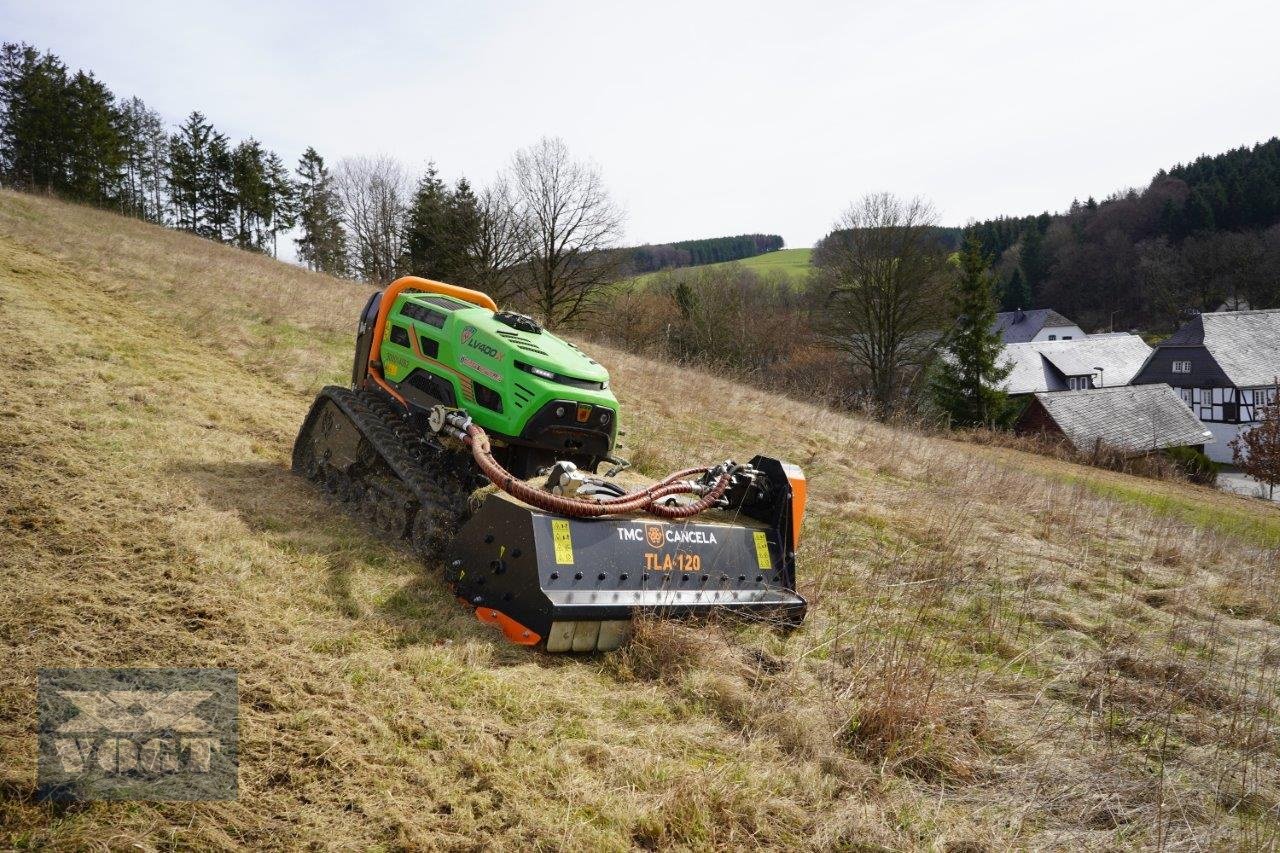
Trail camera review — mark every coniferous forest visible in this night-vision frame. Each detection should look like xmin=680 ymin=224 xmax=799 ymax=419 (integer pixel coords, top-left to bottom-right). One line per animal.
xmin=0 ymin=41 xmax=783 ymax=289
xmin=626 ymin=234 xmax=785 ymax=273
xmin=967 ymin=139 xmax=1280 ymax=332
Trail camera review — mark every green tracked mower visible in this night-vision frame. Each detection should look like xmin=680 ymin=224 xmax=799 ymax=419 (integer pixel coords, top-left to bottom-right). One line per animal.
xmin=293 ymin=276 xmax=808 ymax=651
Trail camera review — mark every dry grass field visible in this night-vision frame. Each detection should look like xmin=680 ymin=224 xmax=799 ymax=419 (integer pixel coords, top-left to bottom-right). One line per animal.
xmin=2 ymin=189 xmax=1279 ymax=850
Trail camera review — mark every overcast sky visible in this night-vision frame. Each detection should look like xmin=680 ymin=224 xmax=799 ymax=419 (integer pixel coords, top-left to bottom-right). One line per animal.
xmin=4 ymin=0 xmax=1279 ymax=251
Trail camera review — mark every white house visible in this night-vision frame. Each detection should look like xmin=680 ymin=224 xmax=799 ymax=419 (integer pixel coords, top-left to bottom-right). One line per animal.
xmin=999 ymin=334 xmax=1154 ymax=396
xmin=992 ymin=309 xmax=1087 ymax=344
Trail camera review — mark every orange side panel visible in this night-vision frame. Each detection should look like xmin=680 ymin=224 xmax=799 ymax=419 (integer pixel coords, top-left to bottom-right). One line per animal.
xmin=474 ymin=607 xmax=541 ymax=646
xmin=783 ymin=463 xmax=807 ymax=550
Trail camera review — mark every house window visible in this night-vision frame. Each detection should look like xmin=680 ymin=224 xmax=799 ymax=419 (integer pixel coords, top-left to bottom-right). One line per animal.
xmin=1223 ymin=399 xmax=1239 ymax=423
xmin=1171 ymin=360 xmax=1192 ymax=374
xmin=1240 ymin=389 xmax=1255 ymax=422
xmin=1062 ymin=335 xmax=1072 ymax=340
xmin=1067 ymin=375 xmax=1092 ymax=391
xmin=1048 ymin=334 xmax=1057 ymax=341
xmin=1199 ymin=389 xmax=1213 ymax=421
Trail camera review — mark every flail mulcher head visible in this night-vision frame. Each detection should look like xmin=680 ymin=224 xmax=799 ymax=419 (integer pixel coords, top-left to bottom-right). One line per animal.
xmin=434 ymin=410 xmax=807 ymax=651
xmin=293 ymin=275 xmax=808 ymax=652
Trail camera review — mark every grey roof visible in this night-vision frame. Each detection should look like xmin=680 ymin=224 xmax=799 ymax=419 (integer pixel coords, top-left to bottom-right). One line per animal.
xmin=992 ymin=308 xmax=1080 ymax=343
xmin=1215 ymin=297 xmax=1250 ymax=312
xmin=1160 ymin=309 xmax=1280 ymax=388
xmin=1028 ymin=385 xmax=1213 ymax=454
xmin=999 ymin=334 xmax=1153 ymax=395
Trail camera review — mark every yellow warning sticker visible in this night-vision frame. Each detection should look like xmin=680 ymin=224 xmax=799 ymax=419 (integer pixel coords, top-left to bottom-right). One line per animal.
xmin=752 ymin=530 xmax=771 ymax=570
xmin=552 ymin=519 xmax=574 ymax=565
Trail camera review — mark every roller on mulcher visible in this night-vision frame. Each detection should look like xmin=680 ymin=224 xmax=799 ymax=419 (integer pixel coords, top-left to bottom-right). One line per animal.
xmin=292 ymin=276 xmax=807 ymax=651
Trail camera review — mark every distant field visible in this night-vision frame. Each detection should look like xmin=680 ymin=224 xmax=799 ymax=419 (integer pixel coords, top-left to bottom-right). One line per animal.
xmin=735 ymin=247 xmax=812 ymax=277
xmin=630 ymin=247 xmax=812 ymax=287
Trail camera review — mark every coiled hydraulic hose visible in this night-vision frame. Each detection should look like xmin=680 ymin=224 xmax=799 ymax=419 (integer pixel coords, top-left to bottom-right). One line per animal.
xmin=461 ymin=422 xmax=733 ymax=519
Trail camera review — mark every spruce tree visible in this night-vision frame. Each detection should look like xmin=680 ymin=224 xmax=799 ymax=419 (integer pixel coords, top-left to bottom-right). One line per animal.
xmin=443 ymin=176 xmax=480 ymax=284
xmin=1019 ymin=225 xmax=1047 ymax=301
xmin=930 ymin=237 xmax=1014 ymax=428
xmin=230 ymin=138 xmax=269 ymax=249
xmin=1001 ymin=267 xmax=1030 ymax=311
xmin=262 ymin=150 xmax=296 ymax=258
xmin=204 ymin=128 xmax=234 ymax=241
xmin=118 ymin=96 xmax=165 ymax=221
xmin=294 ymin=147 xmax=347 ymax=275
xmin=168 ymin=111 xmax=214 ymax=233
xmin=0 ymin=43 xmax=72 ymax=192
xmin=64 ymin=70 xmax=124 ymax=206
xmin=402 ymin=163 xmax=450 ymax=279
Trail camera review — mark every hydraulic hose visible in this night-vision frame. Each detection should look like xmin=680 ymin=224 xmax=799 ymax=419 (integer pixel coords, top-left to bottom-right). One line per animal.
xmin=461 ymin=422 xmax=732 ymax=519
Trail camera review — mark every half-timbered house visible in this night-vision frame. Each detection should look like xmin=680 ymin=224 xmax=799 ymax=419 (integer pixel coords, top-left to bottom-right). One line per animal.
xmin=1131 ymin=309 xmax=1280 ymax=463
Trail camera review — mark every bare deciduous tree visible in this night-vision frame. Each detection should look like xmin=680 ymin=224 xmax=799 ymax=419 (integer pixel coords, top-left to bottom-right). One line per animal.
xmin=1231 ymin=380 xmax=1280 ymax=500
xmin=334 ymin=155 xmax=408 ymax=285
xmin=509 ymin=137 xmax=625 ymax=328
xmin=458 ymin=178 xmax=528 ymax=306
xmin=813 ymin=193 xmax=951 ymax=415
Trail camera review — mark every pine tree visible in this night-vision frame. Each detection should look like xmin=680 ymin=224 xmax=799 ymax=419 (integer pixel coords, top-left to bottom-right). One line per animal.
xmin=262 ymin=150 xmax=296 ymax=258
xmin=1001 ymin=267 xmax=1030 ymax=311
xmin=674 ymin=279 xmax=698 ymax=319
xmin=1019 ymin=225 xmax=1048 ymax=302
xmin=930 ymin=237 xmax=1014 ymax=428
xmin=118 ymin=96 xmax=165 ymax=221
xmin=168 ymin=111 xmax=214 ymax=233
xmin=1184 ymin=189 xmax=1217 ymax=234
xmin=204 ymin=128 xmax=234 ymax=241
xmin=402 ymin=163 xmax=450 ymax=279
xmin=64 ymin=70 xmax=124 ymax=206
xmin=230 ymin=138 xmax=269 ymax=250
xmin=294 ymin=146 xmax=347 ymax=275
xmin=0 ymin=43 xmax=72 ymax=192
xmin=443 ymin=176 xmax=480 ymax=283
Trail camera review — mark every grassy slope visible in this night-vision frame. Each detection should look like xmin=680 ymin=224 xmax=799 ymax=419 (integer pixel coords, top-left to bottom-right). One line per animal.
xmin=733 ymin=247 xmax=812 ymax=277
xmin=631 ymin=248 xmax=813 ymax=287
xmin=1 ymin=190 xmax=1279 ymax=849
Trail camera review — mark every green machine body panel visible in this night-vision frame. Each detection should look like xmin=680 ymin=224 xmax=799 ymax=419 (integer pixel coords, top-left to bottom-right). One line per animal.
xmin=375 ymin=291 xmax=620 ymax=468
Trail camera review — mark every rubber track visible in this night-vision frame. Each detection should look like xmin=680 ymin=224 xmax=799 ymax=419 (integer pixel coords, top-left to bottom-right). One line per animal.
xmin=293 ymin=385 xmax=472 ymax=559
